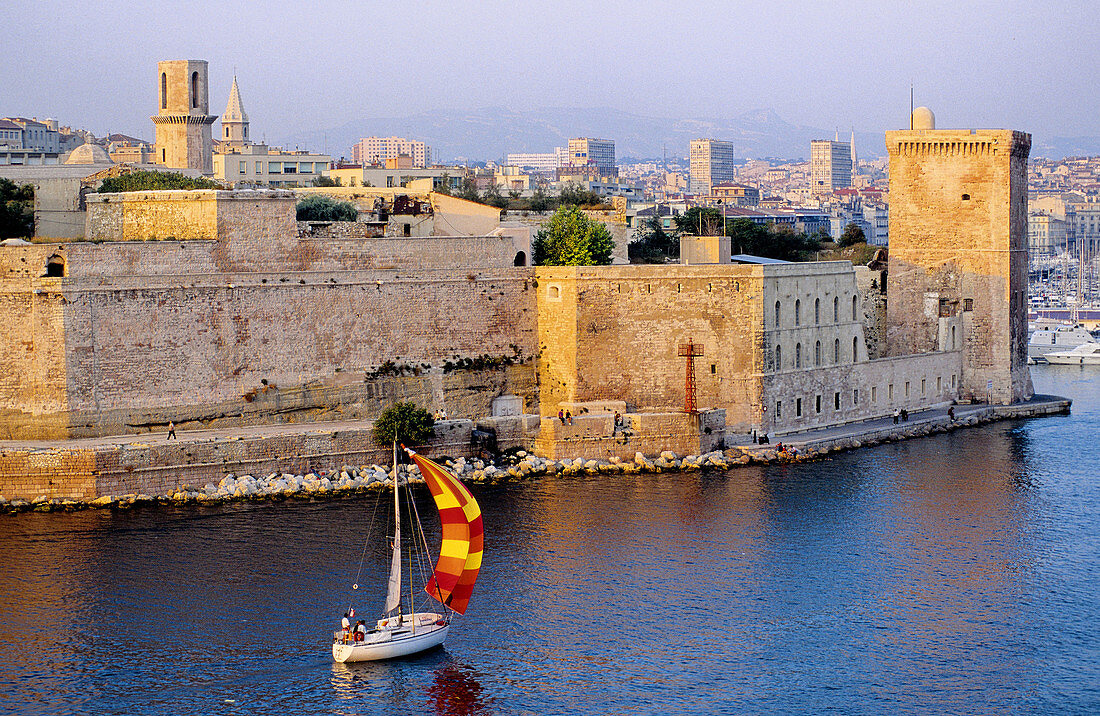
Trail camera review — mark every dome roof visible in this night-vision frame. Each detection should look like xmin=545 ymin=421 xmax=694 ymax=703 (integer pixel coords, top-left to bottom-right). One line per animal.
xmin=911 ymin=106 xmax=936 ymax=130
xmin=65 ymin=142 xmax=113 ymax=165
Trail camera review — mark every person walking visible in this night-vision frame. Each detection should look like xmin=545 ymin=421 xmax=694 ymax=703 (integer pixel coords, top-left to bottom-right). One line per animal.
xmin=167 ymin=421 xmax=177 ymax=440
xmin=892 ymin=408 xmax=899 ymax=425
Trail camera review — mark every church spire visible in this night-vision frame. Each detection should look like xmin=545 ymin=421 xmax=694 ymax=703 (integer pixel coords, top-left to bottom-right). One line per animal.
xmin=221 ymin=76 xmax=250 ymax=145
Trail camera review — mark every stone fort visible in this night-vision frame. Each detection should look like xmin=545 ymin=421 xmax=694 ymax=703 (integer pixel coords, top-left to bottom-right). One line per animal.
xmin=1 ymin=108 xmax=1031 ymax=461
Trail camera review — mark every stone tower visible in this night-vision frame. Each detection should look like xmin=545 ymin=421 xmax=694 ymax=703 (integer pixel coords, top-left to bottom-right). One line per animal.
xmin=221 ymin=76 xmax=250 ymax=146
xmin=885 ymin=108 xmax=1032 ymax=404
xmin=151 ymin=60 xmax=217 ymax=174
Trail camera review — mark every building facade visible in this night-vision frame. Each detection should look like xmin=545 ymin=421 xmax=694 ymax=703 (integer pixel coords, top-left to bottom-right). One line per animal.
xmin=351 ymin=136 xmax=431 ymax=168
xmin=689 ymin=139 xmax=736 ymax=194
xmin=885 ymin=108 xmax=1032 ymax=404
xmin=505 ymin=150 xmax=565 ymax=174
xmin=151 ymin=59 xmax=216 ymax=174
xmin=810 ymin=139 xmax=853 ymax=196
xmin=567 ymin=138 xmax=616 ymax=178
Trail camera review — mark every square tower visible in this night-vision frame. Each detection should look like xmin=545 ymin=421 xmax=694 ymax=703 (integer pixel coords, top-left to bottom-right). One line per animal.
xmin=885 ymin=112 xmax=1031 ymax=404
xmin=152 ymin=60 xmax=217 ymax=175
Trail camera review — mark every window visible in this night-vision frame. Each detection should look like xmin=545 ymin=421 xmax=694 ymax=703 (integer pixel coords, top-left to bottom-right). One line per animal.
xmin=833 ymin=296 xmax=839 ymax=322
xmin=255 ymin=161 xmax=263 ymax=173
xmin=795 ymin=299 xmax=801 ymax=325
xmin=160 ymin=72 xmax=167 ymax=109
xmin=964 ymin=298 xmax=974 ymax=312
xmin=852 ymin=295 xmax=858 ymax=320
xmin=710 ymin=364 xmax=716 ymax=374
xmin=161 ymin=148 xmax=166 ymax=163
xmin=815 ymin=395 xmax=822 ymax=413
xmin=834 ymin=338 xmax=840 ymax=363
xmin=952 ymin=374 xmax=957 ymax=388
xmin=951 ymin=325 xmax=957 ymax=350
xmin=853 ymin=336 xmax=859 ymax=361
xmin=191 ymin=71 xmax=199 ymax=109
xmin=796 ymin=343 xmax=802 ymax=368
xmin=871 ymin=386 xmax=877 ymax=403
xmin=815 ymin=298 xmax=820 ymax=324
xmin=269 ymin=162 xmax=281 ymax=174
xmin=225 ymin=127 xmax=230 ymax=138
xmin=853 ymin=389 xmax=859 ymax=405
xmin=776 ymin=401 xmax=782 ymax=418
xmin=796 ymin=398 xmax=803 ymax=417
xmin=921 ymin=379 xmax=926 ymax=395
xmin=905 ymin=381 xmax=911 ymax=398
xmin=239 ymin=160 xmax=246 ymax=174
xmin=889 ymin=384 xmax=894 ymax=401
xmin=961 ymin=193 xmax=970 ymax=201
xmin=815 ymin=340 xmax=821 ymax=366
xmin=775 ymin=345 xmax=782 ymax=370
xmin=937 ymin=376 xmax=942 ymax=392
xmin=775 ymin=301 xmax=781 ymax=327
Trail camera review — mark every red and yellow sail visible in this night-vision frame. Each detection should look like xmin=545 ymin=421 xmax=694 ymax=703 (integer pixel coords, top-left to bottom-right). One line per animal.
xmin=408 ymin=451 xmax=483 ymax=615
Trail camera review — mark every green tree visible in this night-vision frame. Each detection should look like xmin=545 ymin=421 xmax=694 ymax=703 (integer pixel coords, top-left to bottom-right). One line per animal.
xmin=458 ymin=177 xmax=481 ymax=202
xmin=628 ymin=215 xmax=679 ymax=263
xmin=372 ymin=401 xmax=436 ymax=447
xmin=312 ymin=175 xmax=342 ymax=187
xmin=482 ymin=183 xmax=508 ymax=209
xmin=434 ymin=173 xmax=453 ymax=196
xmin=95 ymin=170 xmax=222 ymax=193
xmin=838 ymin=222 xmax=866 ymax=247
xmin=528 ymin=187 xmax=554 ymax=212
xmin=532 ymin=205 xmax=615 ymax=266
xmin=674 ymin=207 xmax=724 ymax=236
xmin=296 ymin=194 xmax=358 ymax=221
xmin=0 ymin=178 xmax=34 ymax=239
xmin=558 ymin=183 xmax=608 ymax=208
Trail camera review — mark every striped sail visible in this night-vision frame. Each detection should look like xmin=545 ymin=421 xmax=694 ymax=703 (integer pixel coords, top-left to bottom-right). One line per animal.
xmin=409 ymin=452 xmax=484 ymax=615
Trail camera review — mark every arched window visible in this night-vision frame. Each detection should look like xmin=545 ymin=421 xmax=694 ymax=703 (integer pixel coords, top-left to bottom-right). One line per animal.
xmin=795 ymin=299 xmax=801 ymax=326
xmin=834 ymin=338 xmax=840 ymax=363
xmin=775 ymin=345 xmax=782 ymax=370
xmin=815 ymin=340 xmax=821 ymax=366
xmin=795 ymin=342 xmax=802 ymax=368
xmin=44 ymin=254 xmax=65 ymax=278
xmin=852 ymin=295 xmax=858 ymax=320
xmin=853 ymin=336 xmax=859 ymax=361
xmin=951 ymin=325 xmax=957 ymax=350
xmin=513 ymin=251 xmax=527 ymax=266
xmin=160 ymin=72 xmax=167 ymax=109
xmin=775 ymin=300 xmax=781 ymax=327
xmin=191 ymin=71 xmax=199 ymax=109
xmin=814 ymin=298 xmax=820 ymax=324
xmin=225 ymin=126 xmax=230 ymax=138
xmin=833 ymin=296 xmax=839 ymax=323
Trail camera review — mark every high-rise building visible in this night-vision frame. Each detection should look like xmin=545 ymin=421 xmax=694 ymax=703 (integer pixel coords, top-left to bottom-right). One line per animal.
xmin=810 ymin=139 xmax=852 ymax=196
xmin=151 ymin=59 xmax=216 ymax=174
xmin=505 ymin=150 xmax=564 ymax=174
xmin=886 ymin=107 xmax=1032 ymax=404
xmin=567 ymin=138 xmax=616 ymax=177
xmin=689 ymin=139 xmax=736 ymax=194
xmin=351 ymin=136 xmax=431 ymax=168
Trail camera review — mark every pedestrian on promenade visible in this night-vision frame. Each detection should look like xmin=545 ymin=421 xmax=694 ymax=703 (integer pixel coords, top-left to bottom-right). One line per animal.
xmin=893 ymin=409 xmax=899 ymax=425
xmin=901 ymin=409 xmax=908 ymax=422
xmin=167 ymin=421 xmax=177 ymax=440
xmin=558 ymin=410 xmax=565 ymax=424
xmin=948 ymin=406 xmax=955 ymax=421
xmin=566 ymin=411 xmax=573 ymax=426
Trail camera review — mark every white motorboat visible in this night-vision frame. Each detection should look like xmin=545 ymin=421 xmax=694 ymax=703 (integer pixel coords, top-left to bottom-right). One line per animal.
xmin=1042 ymin=343 xmax=1100 ymax=365
xmin=1028 ymin=325 xmax=1098 ymax=361
xmin=331 ymin=444 xmax=483 ymax=663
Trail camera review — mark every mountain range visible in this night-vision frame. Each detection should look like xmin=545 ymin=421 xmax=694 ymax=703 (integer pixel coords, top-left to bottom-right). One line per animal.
xmin=273 ymin=107 xmax=1100 ymax=164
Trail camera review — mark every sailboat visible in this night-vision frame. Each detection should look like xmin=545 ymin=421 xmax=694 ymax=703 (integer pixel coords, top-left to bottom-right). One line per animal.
xmin=332 ymin=444 xmax=483 ymax=663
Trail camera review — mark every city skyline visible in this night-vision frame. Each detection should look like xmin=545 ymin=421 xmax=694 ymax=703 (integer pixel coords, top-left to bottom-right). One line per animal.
xmin=3 ymin=0 xmax=1098 ymax=157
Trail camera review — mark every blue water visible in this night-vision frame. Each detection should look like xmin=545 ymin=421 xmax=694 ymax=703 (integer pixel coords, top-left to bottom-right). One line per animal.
xmin=1 ymin=366 xmax=1098 ymax=715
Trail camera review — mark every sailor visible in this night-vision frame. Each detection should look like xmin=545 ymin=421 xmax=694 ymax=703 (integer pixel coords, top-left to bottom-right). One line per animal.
xmin=355 ymin=620 xmax=366 ymax=642
xmin=341 ymin=612 xmax=350 ymax=642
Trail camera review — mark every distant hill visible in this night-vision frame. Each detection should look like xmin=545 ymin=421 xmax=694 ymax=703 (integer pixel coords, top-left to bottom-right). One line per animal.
xmin=274 ymin=107 xmax=888 ymax=164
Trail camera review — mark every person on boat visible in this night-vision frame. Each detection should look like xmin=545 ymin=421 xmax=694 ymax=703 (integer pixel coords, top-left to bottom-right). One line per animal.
xmin=341 ymin=613 xmax=351 ymax=642
xmin=354 ymin=620 xmax=366 ymax=642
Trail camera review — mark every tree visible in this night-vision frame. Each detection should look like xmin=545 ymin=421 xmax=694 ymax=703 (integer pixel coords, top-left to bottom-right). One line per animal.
xmin=0 ymin=178 xmax=34 ymax=239
xmin=372 ymin=401 xmax=435 ymax=447
xmin=296 ymin=194 xmax=358 ymax=221
xmin=528 ymin=187 xmax=554 ymax=212
xmin=674 ymin=207 xmax=724 ymax=236
xmin=628 ymin=215 xmax=679 ymax=263
xmin=434 ymin=173 xmax=453 ymax=196
xmin=532 ymin=205 xmax=615 ymax=266
xmin=95 ymin=170 xmax=222 ymax=193
xmin=458 ymin=177 xmax=481 ymax=203
xmin=558 ymin=183 xmax=608 ymax=208
xmin=482 ymin=183 xmax=508 ymax=209
xmin=838 ymin=222 xmax=866 ymax=247
xmin=312 ymin=175 xmax=342 ymax=187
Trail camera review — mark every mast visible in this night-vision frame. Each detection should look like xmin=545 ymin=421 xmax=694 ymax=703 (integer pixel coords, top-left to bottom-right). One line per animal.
xmin=383 ymin=442 xmax=402 ymax=617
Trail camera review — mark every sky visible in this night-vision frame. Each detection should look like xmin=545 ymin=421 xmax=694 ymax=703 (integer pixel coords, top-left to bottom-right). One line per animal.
xmin=3 ymin=0 xmax=1097 ymax=150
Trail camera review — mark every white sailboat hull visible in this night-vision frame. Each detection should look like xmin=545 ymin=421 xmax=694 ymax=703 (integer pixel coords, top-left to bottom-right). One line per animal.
xmin=332 ymin=613 xmax=449 ymax=662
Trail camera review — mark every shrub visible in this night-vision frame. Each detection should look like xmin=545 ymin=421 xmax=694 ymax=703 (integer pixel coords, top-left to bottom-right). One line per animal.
xmin=95 ymin=170 xmax=222 ymax=193
xmin=296 ymin=194 xmax=358 ymax=222
xmin=372 ymin=401 xmax=435 ymax=447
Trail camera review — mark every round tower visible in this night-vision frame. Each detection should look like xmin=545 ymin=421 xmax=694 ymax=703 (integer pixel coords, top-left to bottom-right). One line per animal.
xmin=151 ymin=60 xmax=217 ymax=174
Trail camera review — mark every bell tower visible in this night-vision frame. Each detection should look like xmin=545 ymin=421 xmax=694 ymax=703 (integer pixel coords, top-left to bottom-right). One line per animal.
xmin=151 ymin=60 xmax=217 ymax=174
xmin=221 ymin=76 xmax=250 ymax=146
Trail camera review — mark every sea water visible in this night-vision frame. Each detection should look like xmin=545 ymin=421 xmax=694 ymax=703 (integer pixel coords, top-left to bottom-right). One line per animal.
xmin=0 ymin=366 xmax=1097 ymax=715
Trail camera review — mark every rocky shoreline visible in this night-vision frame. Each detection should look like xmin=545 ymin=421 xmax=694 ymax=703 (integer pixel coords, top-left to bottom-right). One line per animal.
xmin=0 ymin=403 xmax=1066 ymax=515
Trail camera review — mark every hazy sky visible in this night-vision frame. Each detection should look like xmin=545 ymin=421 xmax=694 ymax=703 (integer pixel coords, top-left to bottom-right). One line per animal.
xmin=3 ymin=0 xmax=1097 ymax=147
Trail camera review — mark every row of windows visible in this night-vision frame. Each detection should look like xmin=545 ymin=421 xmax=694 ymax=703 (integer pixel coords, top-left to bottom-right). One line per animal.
xmin=775 ymin=337 xmax=861 ymax=370
xmin=775 ymin=295 xmax=858 ymax=327
xmin=235 ymin=161 xmax=324 ymax=174
xmin=775 ymin=375 xmax=958 ymax=419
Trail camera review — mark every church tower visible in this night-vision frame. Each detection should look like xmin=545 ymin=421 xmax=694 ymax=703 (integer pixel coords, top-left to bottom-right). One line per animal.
xmin=221 ymin=76 xmax=250 ymax=146
xmin=885 ymin=108 xmax=1032 ymax=404
xmin=151 ymin=60 xmax=217 ymax=174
